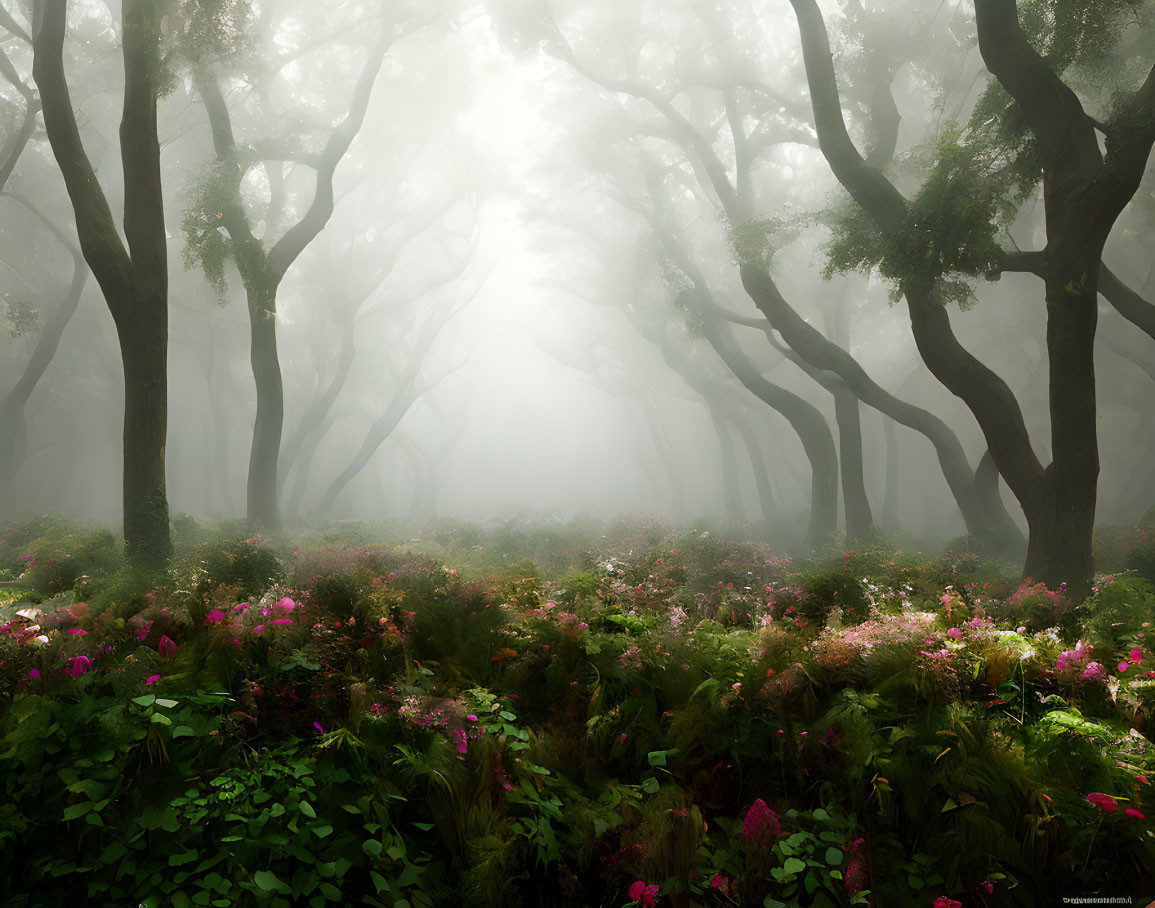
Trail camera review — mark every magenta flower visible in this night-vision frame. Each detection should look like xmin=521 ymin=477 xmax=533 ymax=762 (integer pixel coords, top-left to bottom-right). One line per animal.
xmin=710 ymin=873 xmax=724 ymax=889
xmin=466 ymin=714 xmax=478 ymax=722
xmin=273 ymin=597 xmax=296 ymax=614
xmin=627 ymin=881 xmax=659 ymax=907
xmin=157 ymin=635 xmax=177 ymax=658
xmin=844 ymin=858 xmax=867 ymax=896
xmin=234 ymin=602 xmax=249 ymax=611
xmin=932 ymin=898 xmax=962 ymax=908
xmin=313 ymin=722 xmax=325 ymax=734
xmin=453 ymin=727 xmax=468 ymax=755
xmin=1085 ymin=792 xmax=1119 ymax=812
xmin=252 ymin=625 xmax=265 ymax=635
xmin=145 ymin=674 xmax=161 ymax=686
xmin=271 ymin=618 xmax=293 ymax=626
xmin=1131 ymin=648 xmax=1144 ymax=664
xmin=946 ymin=627 xmax=963 ymax=640
xmin=1119 ymin=661 xmax=1130 ymax=673
xmin=135 ymin=620 xmax=153 ymax=642
xmin=741 ymin=798 xmax=783 ymax=845
xmin=65 ymin=655 xmax=91 ymax=677
xmin=28 ymin=668 xmax=40 ymax=679
xmin=207 ymin=609 xmax=225 ymax=624
xmin=1082 ymin=662 xmax=1106 ymax=681
xmin=1125 ymin=808 xmax=1145 ymax=819
xmin=66 ymin=628 xmax=87 ymax=635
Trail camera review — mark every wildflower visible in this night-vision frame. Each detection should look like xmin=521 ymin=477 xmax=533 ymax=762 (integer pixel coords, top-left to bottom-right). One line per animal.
xmin=65 ymin=655 xmax=91 ymax=677
xmin=741 ymin=798 xmax=782 ymax=845
xmin=234 ymin=602 xmax=249 ymax=611
xmin=933 ymin=898 xmax=962 ymax=908
xmin=28 ymin=668 xmax=40 ymax=679
xmin=29 ymin=634 xmax=49 ymax=647
xmin=710 ymin=874 xmax=724 ymax=889
xmin=271 ymin=618 xmax=293 ymax=626
xmin=1125 ymin=808 xmax=1145 ymax=819
xmin=252 ymin=625 xmax=265 ymax=635
xmin=1131 ymin=648 xmax=1144 ymax=664
xmin=1085 ymin=792 xmax=1119 ymax=812
xmin=979 ymin=881 xmax=994 ymax=895
xmin=313 ymin=722 xmax=325 ymax=734
xmin=66 ymin=628 xmax=87 ymax=635
xmin=145 ymin=675 xmax=161 ymax=685
xmin=627 ymin=880 xmax=659 ymax=907
xmin=207 ymin=609 xmax=225 ymax=624
xmin=946 ymin=627 xmax=963 ymax=640
xmin=158 ymin=635 xmax=177 ymax=658
xmin=273 ymin=597 xmax=296 ymax=615
xmin=844 ymin=858 xmax=867 ymax=897
xmin=1082 ymin=662 xmax=1106 ymax=681
xmin=467 ymin=714 xmax=478 ymax=722
xmin=135 ymin=620 xmax=153 ymax=641
xmin=453 ymin=727 xmax=468 ymax=755
xmin=1119 ymin=662 xmax=1130 ymax=673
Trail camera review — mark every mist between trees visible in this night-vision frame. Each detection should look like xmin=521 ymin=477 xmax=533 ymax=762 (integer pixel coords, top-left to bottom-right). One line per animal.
xmin=3 ymin=0 xmax=1155 ymax=602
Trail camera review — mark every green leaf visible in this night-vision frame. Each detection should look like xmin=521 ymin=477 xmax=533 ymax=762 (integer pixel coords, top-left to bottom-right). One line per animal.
xmin=155 ymin=698 xmax=178 ymax=709
xmin=941 ymin=799 xmax=959 ymax=812
xmin=319 ymin=882 xmax=341 ymax=901
xmin=311 ymin=825 xmax=333 ymax=839
xmin=825 ymin=847 xmax=843 ymax=866
xmin=811 ymin=808 xmax=831 ymax=822
xmin=641 ymin=777 xmax=659 ymax=794
xmin=132 ymin=695 xmax=156 ymax=707
xmin=172 ymin=726 xmax=195 ymax=738
xmin=168 ymin=851 xmax=198 ymax=867
xmin=253 ymin=870 xmax=290 ymax=894
xmin=62 ymin=802 xmax=93 ymax=820
xmin=411 ymin=822 xmax=435 ymax=832
xmin=783 ymin=857 xmax=806 ymax=875
xmin=299 ymin=801 xmax=317 ymax=819
xmin=908 ymin=875 xmax=924 ymax=890
xmin=369 ymin=871 xmax=388 ymax=895
xmin=362 ymin=840 xmax=383 ymax=859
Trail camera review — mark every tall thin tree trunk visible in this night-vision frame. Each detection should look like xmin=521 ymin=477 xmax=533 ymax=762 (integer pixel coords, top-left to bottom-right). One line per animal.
xmin=246 ymin=287 xmax=284 ymax=531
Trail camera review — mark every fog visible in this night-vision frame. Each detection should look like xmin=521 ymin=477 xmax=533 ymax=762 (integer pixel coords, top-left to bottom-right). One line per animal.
xmin=3 ymin=0 xmax=1154 ymax=569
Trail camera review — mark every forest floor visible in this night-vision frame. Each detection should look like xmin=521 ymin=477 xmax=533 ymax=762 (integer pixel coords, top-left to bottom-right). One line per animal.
xmin=2 ymin=513 xmax=1155 ymax=907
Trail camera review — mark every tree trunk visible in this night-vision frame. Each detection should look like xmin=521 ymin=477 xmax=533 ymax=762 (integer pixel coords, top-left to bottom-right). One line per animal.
xmin=246 ymin=286 xmax=284 ymax=532
xmin=834 ymin=386 xmax=873 ymax=541
xmin=881 ymin=416 xmax=899 ymax=531
xmin=707 ymin=401 xmax=746 ymax=526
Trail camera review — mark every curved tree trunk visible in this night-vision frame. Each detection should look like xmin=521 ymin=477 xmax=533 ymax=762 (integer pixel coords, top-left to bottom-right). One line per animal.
xmin=881 ymin=416 xmax=900 ymax=531
xmin=834 ymin=386 xmax=873 ymax=541
xmin=246 ymin=289 xmax=284 ymax=530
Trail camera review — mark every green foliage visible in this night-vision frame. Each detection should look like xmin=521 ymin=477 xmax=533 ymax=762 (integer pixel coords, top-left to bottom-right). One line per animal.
xmin=21 ymin=527 xmax=122 ymax=596
xmin=4 ymin=517 xmax=1155 ymax=905
xmin=823 ymin=124 xmax=1010 ymax=307
xmin=181 ymin=161 xmax=239 ymax=303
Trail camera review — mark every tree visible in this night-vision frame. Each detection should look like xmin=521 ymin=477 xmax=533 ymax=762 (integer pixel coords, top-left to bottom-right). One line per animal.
xmin=789 ymin=0 xmax=1155 ymax=597
xmin=31 ymin=0 xmax=172 ymax=566
xmin=187 ymin=4 xmax=398 ymax=531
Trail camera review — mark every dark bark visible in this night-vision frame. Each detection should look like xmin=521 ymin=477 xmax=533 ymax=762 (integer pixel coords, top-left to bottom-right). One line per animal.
xmin=881 ymin=416 xmax=899 ymax=532
xmin=33 ymin=0 xmax=171 ymax=567
xmin=834 ymin=386 xmax=873 ymax=541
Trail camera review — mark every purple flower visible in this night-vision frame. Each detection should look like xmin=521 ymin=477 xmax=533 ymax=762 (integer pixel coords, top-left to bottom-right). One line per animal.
xmin=313 ymin=722 xmax=325 ymax=734
xmin=28 ymin=668 xmax=40 ymax=679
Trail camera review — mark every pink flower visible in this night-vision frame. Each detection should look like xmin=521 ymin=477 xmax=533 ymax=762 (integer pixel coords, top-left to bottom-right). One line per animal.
xmin=28 ymin=668 xmax=40 ymax=679
xmin=979 ymin=881 xmax=994 ymax=895
xmin=453 ymin=727 xmax=468 ymax=755
xmin=234 ymin=602 xmax=249 ymax=611
xmin=741 ymin=798 xmax=783 ymax=845
xmin=65 ymin=655 xmax=91 ymax=677
xmin=1085 ymin=792 xmax=1118 ymax=812
xmin=844 ymin=858 xmax=867 ymax=896
xmin=273 ymin=597 xmax=296 ymax=614
xmin=1119 ymin=661 xmax=1130 ymax=673
xmin=710 ymin=874 xmax=724 ymax=889
xmin=933 ymin=898 xmax=962 ymax=908
xmin=946 ymin=627 xmax=963 ymax=640
xmin=628 ymin=881 xmax=659 ymax=907
xmin=252 ymin=625 xmax=265 ymax=635
xmin=1082 ymin=662 xmax=1106 ymax=681
xmin=1125 ymin=808 xmax=1145 ymax=820
xmin=135 ymin=620 xmax=153 ymax=641
xmin=145 ymin=674 xmax=161 ymax=685
xmin=1131 ymin=648 xmax=1143 ymax=664
xmin=467 ymin=714 xmax=478 ymax=722
xmin=207 ymin=609 xmax=225 ymax=624
xmin=313 ymin=722 xmax=325 ymax=734
xmin=271 ymin=618 xmax=293 ymax=626
xmin=158 ymin=635 xmax=177 ymax=658
xmin=66 ymin=628 xmax=87 ymax=635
